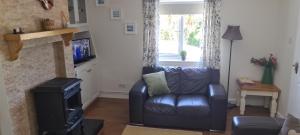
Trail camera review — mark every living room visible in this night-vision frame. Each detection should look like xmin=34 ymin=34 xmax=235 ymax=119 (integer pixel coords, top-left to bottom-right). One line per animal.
xmin=0 ymin=0 xmax=300 ymax=135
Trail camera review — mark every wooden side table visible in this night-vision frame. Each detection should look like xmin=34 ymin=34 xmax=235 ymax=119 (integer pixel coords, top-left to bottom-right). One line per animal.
xmin=236 ymin=81 xmax=280 ymax=117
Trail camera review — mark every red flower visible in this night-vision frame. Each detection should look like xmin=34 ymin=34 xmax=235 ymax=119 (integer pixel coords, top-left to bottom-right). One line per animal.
xmin=250 ymin=54 xmax=277 ymax=69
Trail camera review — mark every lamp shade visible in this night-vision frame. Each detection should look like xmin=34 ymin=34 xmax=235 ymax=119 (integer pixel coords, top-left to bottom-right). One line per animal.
xmin=222 ymin=25 xmax=243 ymax=41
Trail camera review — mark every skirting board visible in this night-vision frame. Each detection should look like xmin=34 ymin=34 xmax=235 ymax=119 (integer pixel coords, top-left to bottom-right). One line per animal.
xmin=276 ymin=112 xmax=285 ymax=119
xmin=99 ymin=91 xmax=129 ymax=99
xmin=229 ymin=97 xmax=269 ymax=107
xmin=228 ymin=98 xmax=236 ymax=104
xmin=83 ymin=93 xmax=99 ymax=110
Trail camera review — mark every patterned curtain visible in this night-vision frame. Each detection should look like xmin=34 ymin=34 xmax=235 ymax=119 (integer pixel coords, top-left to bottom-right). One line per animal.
xmin=143 ymin=0 xmax=160 ymax=67
xmin=202 ymin=0 xmax=222 ymax=69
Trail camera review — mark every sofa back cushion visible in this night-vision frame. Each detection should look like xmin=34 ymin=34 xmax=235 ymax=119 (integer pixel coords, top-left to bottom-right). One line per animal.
xmin=142 ymin=66 xmax=220 ymax=95
xmin=179 ymin=68 xmax=211 ymax=95
xmin=142 ymin=66 xmax=164 ymax=75
xmin=164 ymin=67 xmax=182 ymax=94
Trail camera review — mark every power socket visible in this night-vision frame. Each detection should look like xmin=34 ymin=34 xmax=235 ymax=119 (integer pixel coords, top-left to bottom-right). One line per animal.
xmin=118 ymin=84 xmax=127 ymax=89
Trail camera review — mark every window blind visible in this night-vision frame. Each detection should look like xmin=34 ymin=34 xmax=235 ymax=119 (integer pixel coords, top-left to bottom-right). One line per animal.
xmin=160 ymin=3 xmax=204 ymax=15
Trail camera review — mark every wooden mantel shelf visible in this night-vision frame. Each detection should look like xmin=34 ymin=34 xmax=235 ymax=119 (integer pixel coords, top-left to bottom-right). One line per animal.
xmin=3 ymin=28 xmax=79 ymax=61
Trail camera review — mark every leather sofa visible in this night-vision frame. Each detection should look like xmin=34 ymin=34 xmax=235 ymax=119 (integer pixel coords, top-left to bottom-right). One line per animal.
xmin=232 ymin=116 xmax=285 ymax=135
xmin=129 ymin=66 xmax=228 ymax=131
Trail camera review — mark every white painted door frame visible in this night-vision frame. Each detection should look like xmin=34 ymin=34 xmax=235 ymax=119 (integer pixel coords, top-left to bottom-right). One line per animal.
xmin=287 ymin=5 xmax=300 ymax=117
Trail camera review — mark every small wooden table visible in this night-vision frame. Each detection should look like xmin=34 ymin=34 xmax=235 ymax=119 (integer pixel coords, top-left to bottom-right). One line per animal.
xmin=237 ymin=81 xmax=280 ymax=117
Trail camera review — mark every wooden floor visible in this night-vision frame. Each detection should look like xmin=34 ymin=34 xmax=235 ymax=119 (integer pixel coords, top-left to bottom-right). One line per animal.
xmin=84 ymin=98 xmax=269 ymax=135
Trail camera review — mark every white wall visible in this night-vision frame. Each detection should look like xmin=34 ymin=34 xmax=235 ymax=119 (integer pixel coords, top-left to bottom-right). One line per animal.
xmin=87 ymin=0 xmax=284 ymax=102
xmin=87 ymin=0 xmax=144 ymax=98
xmin=274 ymin=0 xmax=300 ymax=117
xmin=220 ymin=0 xmax=282 ymax=105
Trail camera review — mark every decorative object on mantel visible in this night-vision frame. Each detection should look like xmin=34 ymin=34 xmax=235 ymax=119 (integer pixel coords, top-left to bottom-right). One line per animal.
xmin=180 ymin=50 xmax=187 ymax=61
xmin=222 ymin=25 xmax=243 ymax=109
xmin=41 ymin=18 xmax=55 ymax=31
xmin=61 ymin=11 xmax=69 ymax=28
xmin=3 ymin=28 xmax=79 ymax=61
xmin=251 ymin=54 xmax=277 ymax=84
xmin=13 ymin=27 xmax=24 ymax=34
xmin=39 ymin=0 xmax=54 ymax=10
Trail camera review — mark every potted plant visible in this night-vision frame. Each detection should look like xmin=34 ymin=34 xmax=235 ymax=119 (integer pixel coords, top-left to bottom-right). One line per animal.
xmin=250 ymin=54 xmax=277 ymax=84
xmin=180 ymin=50 xmax=187 ymax=61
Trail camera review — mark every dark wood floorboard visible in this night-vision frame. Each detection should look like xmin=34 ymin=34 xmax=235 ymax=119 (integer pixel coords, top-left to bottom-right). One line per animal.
xmin=84 ymin=98 xmax=269 ymax=135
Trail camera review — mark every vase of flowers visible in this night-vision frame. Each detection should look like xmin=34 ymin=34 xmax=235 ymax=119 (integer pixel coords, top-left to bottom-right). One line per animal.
xmin=250 ymin=54 xmax=277 ymax=84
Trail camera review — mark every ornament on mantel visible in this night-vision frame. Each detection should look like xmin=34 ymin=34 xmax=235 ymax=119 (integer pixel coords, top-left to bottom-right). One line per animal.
xmin=41 ymin=18 xmax=55 ymax=31
xmin=61 ymin=11 xmax=69 ymax=28
xmin=39 ymin=0 xmax=54 ymax=10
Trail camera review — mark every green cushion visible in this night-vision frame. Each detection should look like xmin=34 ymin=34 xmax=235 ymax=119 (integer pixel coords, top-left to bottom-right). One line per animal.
xmin=143 ymin=71 xmax=170 ymax=97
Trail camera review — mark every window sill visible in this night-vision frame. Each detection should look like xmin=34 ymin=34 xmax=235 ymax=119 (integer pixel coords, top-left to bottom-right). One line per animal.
xmin=158 ymin=60 xmax=201 ymax=67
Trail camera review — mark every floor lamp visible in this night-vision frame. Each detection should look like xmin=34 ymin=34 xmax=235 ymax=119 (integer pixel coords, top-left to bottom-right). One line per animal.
xmin=222 ymin=25 xmax=243 ymax=108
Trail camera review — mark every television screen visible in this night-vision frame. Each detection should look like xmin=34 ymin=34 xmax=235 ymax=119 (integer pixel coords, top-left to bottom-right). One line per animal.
xmin=72 ymin=38 xmax=91 ymax=64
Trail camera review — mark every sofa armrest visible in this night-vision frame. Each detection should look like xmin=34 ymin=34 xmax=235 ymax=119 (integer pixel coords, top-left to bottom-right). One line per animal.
xmin=209 ymin=84 xmax=228 ymax=131
xmin=129 ymin=80 xmax=149 ymax=124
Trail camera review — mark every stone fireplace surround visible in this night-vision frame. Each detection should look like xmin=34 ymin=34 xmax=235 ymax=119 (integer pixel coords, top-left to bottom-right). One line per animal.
xmin=1 ymin=36 xmax=75 ymax=135
xmin=0 ymin=1 xmax=74 ymax=135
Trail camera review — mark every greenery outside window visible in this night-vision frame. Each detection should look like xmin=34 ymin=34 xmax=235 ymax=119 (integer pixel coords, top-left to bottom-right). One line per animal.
xmin=159 ymin=13 xmax=204 ymax=62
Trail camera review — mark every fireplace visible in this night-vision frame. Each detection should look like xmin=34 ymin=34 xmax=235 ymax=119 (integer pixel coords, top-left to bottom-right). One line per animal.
xmin=33 ymin=78 xmax=83 ymax=134
xmin=33 ymin=78 xmax=103 ymax=135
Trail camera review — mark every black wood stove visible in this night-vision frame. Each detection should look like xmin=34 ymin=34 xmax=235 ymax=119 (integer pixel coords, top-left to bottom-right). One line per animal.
xmin=33 ymin=78 xmax=103 ymax=135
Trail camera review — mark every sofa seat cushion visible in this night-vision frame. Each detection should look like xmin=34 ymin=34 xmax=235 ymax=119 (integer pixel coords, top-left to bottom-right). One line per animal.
xmin=176 ymin=95 xmax=210 ymax=117
xmin=144 ymin=94 xmax=176 ymax=115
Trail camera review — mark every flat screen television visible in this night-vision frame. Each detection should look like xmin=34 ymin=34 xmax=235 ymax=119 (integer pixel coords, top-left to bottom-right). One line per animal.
xmin=72 ymin=38 xmax=94 ymax=64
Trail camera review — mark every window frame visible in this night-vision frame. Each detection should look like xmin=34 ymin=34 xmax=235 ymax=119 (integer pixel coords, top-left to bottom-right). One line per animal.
xmin=159 ymin=15 xmax=184 ymax=61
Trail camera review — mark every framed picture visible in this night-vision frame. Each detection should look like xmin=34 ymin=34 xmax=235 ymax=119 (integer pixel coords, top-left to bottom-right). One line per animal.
xmin=96 ymin=0 xmax=106 ymax=6
xmin=125 ymin=22 xmax=137 ymax=34
xmin=111 ymin=8 xmax=122 ymax=20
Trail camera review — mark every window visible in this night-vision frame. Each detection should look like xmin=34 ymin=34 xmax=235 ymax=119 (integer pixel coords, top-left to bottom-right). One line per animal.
xmin=159 ymin=3 xmax=205 ymax=63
